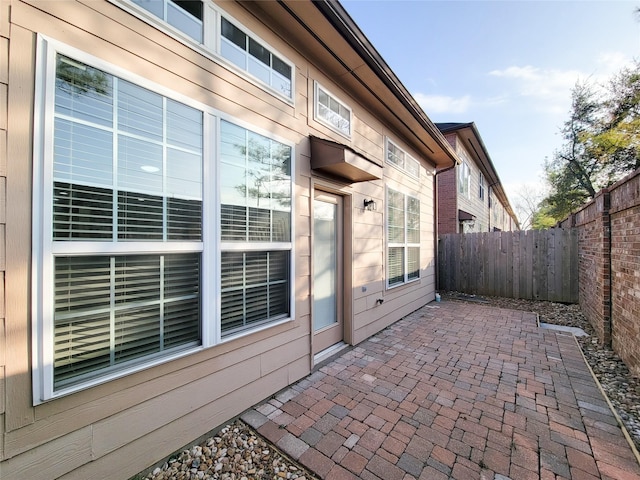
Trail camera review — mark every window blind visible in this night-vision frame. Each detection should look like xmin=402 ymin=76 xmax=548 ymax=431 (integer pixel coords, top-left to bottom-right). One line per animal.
xmin=50 ymin=55 xmax=203 ymax=391
xmin=53 ymin=253 xmax=200 ymax=389
xmin=220 ymin=251 xmax=289 ymax=336
xmin=387 ymin=188 xmax=420 ymax=287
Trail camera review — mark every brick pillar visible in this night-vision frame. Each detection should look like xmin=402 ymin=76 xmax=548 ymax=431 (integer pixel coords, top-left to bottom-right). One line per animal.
xmin=576 ymin=190 xmax=612 ymax=346
xmin=601 ymin=191 xmax=612 ymax=346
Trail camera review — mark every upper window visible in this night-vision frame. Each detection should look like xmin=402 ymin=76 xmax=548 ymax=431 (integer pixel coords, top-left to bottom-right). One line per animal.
xmin=387 ymin=188 xmax=420 ymax=288
xmin=458 ymin=160 xmax=471 ymax=198
xmin=33 ymin=40 xmax=293 ymax=401
xmin=314 ymin=82 xmax=351 ymax=137
xmin=124 ymin=0 xmax=294 ymax=100
xmin=386 ymin=139 xmax=419 ymax=178
xmin=132 ymin=0 xmax=203 ymax=42
xmin=479 ymin=171 xmax=485 ymax=201
xmin=220 ymin=18 xmax=292 ymax=98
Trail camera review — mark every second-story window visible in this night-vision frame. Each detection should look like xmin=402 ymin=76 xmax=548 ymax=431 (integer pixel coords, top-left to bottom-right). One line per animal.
xmin=133 ymin=0 xmax=203 ymax=42
xmin=314 ymin=82 xmax=351 ymax=137
xmin=386 ymin=139 xmax=420 ymax=178
xmin=220 ymin=18 xmax=292 ymax=98
xmin=458 ymin=161 xmax=471 ymax=198
xmin=479 ymin=171 xmax=485 ymax=200
xmin=124 ymin=1 xmax=294 ymax=101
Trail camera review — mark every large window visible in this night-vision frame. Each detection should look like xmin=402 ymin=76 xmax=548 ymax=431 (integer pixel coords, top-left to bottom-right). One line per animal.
xmin=314 ymin=82 xmax=351 ymax=137
xmin=386 ymin=139 xmax=419 ymax=178
xmin=33 ymin=41 xmax=293 ymax=401
xmin=125 ymin=0 xmax=294 ymax=100
xmin=219 ymin=120 xmax=291 ymax=336
xmin=49 ymin=54 xmax=204 ymax=392
xmin=387 ymin=188 xmax=420 ymax=288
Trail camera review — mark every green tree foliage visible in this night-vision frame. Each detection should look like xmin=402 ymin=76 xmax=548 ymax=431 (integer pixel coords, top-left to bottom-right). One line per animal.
xmin=593 ymin=61 xmax=640 ymax=173
xmin=541 ymin=61 xmax=640 ymax=222
xmin=531 ymin=204 xmax=557 ymax=230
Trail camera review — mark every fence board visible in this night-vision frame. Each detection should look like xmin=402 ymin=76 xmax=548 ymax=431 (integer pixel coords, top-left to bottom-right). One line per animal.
xmin=438 ymin=228 xmax=579 ymax=303
xmin=511 ymin=232 xmax=520 ymax=299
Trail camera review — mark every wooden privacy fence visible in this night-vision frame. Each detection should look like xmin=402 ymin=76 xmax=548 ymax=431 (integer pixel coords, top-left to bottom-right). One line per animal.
xmin=438 ymin=229 xmax=579 ymax=303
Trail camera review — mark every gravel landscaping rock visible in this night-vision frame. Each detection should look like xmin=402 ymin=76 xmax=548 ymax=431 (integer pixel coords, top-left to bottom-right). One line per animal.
xmin=140 ymin=421 xmax=319 ymax=480
xmin=137 ymin=294 xmax=639 ymax=479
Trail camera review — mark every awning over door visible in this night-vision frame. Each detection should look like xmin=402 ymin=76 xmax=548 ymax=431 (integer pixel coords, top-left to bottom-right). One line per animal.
xmin=458 ymin=209 xmax=475 ymax=221
xmin=310 ymin=135 xmax=383 ymax=182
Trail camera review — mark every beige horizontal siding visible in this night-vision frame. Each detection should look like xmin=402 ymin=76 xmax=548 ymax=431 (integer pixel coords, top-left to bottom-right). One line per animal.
xmin=1 ymin=0 xmax=440 ymax=477
xmin=58 ymin=357 xmax=308 ymax=480
xmin=0 ymin=427 xmax=93 ymax=480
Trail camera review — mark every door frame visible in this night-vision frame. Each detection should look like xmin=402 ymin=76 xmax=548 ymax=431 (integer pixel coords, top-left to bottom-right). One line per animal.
xmin=310 ymin=181 xmax=353 ymax=363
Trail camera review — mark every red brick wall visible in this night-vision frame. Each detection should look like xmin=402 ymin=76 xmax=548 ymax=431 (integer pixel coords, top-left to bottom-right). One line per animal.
xmin=571 ymin=168 xmax=640 ymax=375
xmin=437 ymin=167 xmax=458 ymax=234
xmin=609 ymin=170 xmax=640 ymax=375
xmin=573 ymin=191 xmax=611 ymax=345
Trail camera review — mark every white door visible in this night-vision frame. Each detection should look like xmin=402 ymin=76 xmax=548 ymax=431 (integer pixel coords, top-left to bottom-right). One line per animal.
xmin=313 ymin=191 xmax=343 ymax=354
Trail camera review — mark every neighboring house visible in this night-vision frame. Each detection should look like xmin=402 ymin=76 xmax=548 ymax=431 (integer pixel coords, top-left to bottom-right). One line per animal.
xmin=0 ymin=1 xmax=458 ymax=478
xmin=436 ymin=122 xmax=520 ymax=233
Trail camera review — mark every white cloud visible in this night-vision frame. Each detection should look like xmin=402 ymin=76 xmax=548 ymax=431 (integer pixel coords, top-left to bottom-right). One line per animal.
xmin=413 ymin=93 xmax=472 ymax=114
xmin=488 ymin=53 xmax=636 ymax=115
xmin=489 ymin=65 xmax=583 ymax=114
xmin=595 ymin=52 xmax=634 ymax=77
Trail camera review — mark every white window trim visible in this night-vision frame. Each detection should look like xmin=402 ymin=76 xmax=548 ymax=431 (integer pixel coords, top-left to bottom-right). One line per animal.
xmin=110 ymin=0 xmax=295 ymax=104
xmin=32 ymin=36 xmax=295 ymax=403
xmin=385 ymin=187 xmax=421 ymax=290
xmin=385 ymin=137 xmax=420 ymax=179
xmin=458 ymin=160 xmax=471 ymax=199
xmin=313 ymin=81 xmax=352 ymax=138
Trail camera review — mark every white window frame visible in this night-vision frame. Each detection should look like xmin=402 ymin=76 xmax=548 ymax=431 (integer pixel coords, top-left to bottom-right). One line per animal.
xmin=217 ymin=116 xmax=294 ymax=340
xmin=385 ymin=138 xmax=420 ymax=179
xmin=112 ymin=0 xmax=295 ymax=102
xmin=219 ymin=15 xmax=293 ymax=99
xmin=479 ymin=171 xmax=485 ymax=200
xmin=386 ymin=187 xmax=420 ymax=289
xmin=32 ymin=36 xmax=295 ymax=403
xmin=458 ymin=160 xmax=471 ymax=199
xmin=314 ymin=81 xmax=352 ymax=138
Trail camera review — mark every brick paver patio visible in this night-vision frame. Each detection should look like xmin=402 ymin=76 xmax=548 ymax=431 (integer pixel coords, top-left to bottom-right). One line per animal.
xmin=242 ymin=300 xmax=640 ymax=480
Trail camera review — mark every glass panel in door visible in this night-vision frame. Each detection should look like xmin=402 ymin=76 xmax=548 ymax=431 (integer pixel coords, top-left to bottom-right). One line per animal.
xmin=313 ymin=192 xmax=343 ymax=353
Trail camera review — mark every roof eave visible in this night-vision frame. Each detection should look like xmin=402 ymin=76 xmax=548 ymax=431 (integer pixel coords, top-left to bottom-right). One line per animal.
xmin=310 ymin=0 xmax=458 ymax=168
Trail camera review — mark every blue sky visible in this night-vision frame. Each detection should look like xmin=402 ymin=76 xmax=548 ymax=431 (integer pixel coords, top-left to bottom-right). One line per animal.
xmin=341 ymin=0 xmax=640 ymax=213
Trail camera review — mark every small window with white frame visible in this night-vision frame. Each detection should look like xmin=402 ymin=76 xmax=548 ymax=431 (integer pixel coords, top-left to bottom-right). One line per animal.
xmin=479 ymin=171 xmax=485 ymax=200
xmin=314 ymin=82 xmax=351 ymax=137
xmin=219 ymin=16 xmax=292 ymax=98
xmin=120 ymin=0 xmax=294 ymax=101
xmin=386 ymin=138 xmax=420 ymax=178
xmin=132 ymin=0 xmax=204 ymax=42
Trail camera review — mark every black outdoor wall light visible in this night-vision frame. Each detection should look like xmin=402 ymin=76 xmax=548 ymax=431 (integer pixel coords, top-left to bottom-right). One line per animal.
xmin=364 ymin=199 xmax=377 ymax=211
